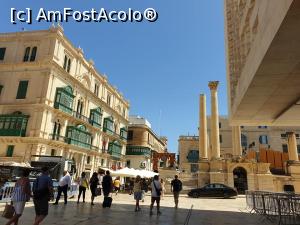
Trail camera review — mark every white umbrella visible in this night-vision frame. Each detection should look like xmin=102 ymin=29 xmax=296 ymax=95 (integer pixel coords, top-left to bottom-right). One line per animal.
xmin=136 ymin=169 xmax=159 ymax=178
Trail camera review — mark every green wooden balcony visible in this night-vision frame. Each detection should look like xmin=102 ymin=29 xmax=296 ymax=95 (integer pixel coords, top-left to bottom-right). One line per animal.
xmin=108 ymin=141 xmax=122 ymax=159
xmin=65 ymin=125 xmax=92 ymax=150
xmin=120 ymin=127 xmax=127 ymax=140
xmin=0 ymin=112 xmax=29 ymax=137
xmin=54 ymin=86 xmax=74 ymax=115
xmin=126 ymin=146 xmax=151 ymax=157
xmin=103 ymin=116 xmax=114 ymax=134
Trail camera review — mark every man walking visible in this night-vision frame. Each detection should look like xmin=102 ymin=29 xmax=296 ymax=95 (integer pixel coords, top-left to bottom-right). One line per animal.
xmin=150 ymin=175 xmax=162 ymax=216
xmin=53 ymin=171 xmax=71 ymax=205
xmin=33 ymin=167 xmax=53 ymax=225
xmin=102 ymin=170 xmax=113 ymax=197
xmin=171 ymin=175 xmax=182 ymax=209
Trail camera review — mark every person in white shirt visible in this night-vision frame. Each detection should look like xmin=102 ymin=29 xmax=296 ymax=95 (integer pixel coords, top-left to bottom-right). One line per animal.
xmin=150 ymin=175 xmax=162 ymax=216
xmin=53 ymin=171 xmax=71 ymax=205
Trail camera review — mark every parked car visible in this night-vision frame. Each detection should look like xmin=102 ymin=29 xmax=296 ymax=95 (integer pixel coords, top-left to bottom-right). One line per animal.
xmin=188 ymin=183 xmax=238 ymax=198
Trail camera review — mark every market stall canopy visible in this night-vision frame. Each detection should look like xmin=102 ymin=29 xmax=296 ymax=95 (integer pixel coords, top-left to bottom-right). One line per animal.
xmin=0 ymin=161 xmax=32 ymax=168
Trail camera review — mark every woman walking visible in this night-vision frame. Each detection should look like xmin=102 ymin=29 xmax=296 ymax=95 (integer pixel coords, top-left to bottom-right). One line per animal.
xmin=89 ymin=172 xmax=99 ymax=205
xmin=77 ymin=172 xmax=89 ymax=204
xmin=133 ymin=175 xmax=142 ymax=212
xmin=6 ymin=169 xmax=31 ymax=225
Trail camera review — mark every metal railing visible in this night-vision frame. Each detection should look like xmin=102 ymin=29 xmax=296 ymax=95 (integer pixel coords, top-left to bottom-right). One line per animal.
xmin=246 ymin=191 xmax=300 ymax=225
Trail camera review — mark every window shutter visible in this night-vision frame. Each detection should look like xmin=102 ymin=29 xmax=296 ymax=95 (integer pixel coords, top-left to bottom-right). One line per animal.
xmin=30 ymin=46 xmax=37 ymax=61
xmin=16 ymin=81 xmax=29 ymax=99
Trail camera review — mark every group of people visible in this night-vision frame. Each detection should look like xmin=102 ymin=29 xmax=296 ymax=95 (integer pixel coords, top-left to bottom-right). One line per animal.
xmin=5 ymin=167 xmax=183 ymax=225
xmin=131 ymin=174 xmax=182 ymax=215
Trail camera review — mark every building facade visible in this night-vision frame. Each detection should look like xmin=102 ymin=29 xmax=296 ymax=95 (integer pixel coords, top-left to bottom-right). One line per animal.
xmin=126 ymin=116 xmax=167 ymax=171
xmin=179 ymin=117 xmax=300 ymax=173
xmin=0 ymin=26 xmax=129 ymax=177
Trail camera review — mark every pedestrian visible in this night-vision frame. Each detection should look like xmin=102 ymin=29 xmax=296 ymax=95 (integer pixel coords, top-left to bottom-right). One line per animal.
xmin=53 ymin=171 xmax=71 ymax=205
xmin=150 ymin=175 xmax=162 ymax=216
xmin=141 ymin=178 xmax=148 ymax=203
xmin=32 ymin=167 xmax=53 ymax=225
xmin=77 ymin=172 xmax=89 ymax=203
xmin=102 ymin=170 xmax=113 ymax=197
xmin=6 ymin=169 xmax=31 ymax=225
xmin=129 ymin=178 xmax=134 ymax=195
xmin=160 ymin=178 xmax=166 ymax=199
xmin=113 ymin=177 xmax=121 ymax=195
xmin=133 ymin=175 xmax=142 ymax=212
xmin=89 ymin=172 xmax=99 ymax=205
xmin=97 ymin=170 xmax=104 ymax=196
xmin=171 ymin=175 xmax=182 ymax=209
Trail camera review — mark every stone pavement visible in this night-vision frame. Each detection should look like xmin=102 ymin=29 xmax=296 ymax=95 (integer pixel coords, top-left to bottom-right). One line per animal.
xmin=0 ymin=194 xmax=270 ymax=225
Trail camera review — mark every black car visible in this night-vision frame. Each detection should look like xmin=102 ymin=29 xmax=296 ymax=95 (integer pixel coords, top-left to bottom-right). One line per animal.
xmin=188 ymin=183 xmax=238 ymax=198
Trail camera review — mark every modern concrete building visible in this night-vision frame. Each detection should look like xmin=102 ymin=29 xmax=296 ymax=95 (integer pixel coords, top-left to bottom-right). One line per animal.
xmin=225 ymin=0 xmax=300 ymax=126
xmin=0 ymin=25 xmax=129 ymax=177
xmin=224 ymin=0 xmax=300 ymax=192
xmin=126 ymin=115 xmax=167 ymax=171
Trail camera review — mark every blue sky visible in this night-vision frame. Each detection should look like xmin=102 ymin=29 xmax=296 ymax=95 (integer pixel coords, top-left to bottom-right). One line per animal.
xmin=0 ymin=1 xmax=227 ymax=153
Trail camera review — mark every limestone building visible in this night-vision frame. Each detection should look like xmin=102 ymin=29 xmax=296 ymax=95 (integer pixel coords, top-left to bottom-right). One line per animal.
xmin=126 ymin=115 xmax=167 ymax=170
xmin=0 ymin=26 xmax=129 ymax=177
xmin=179 ymin=118 xmax=300 ymax=173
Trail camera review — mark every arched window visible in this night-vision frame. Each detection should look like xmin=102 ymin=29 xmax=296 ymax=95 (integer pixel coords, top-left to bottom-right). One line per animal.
xmin=30 ymin=46 xmax=37 ymax=61
xmin=63 ymin=55 xmax=68 ymax=70
xmin=23 ymin=47 xmax=30 ymax=62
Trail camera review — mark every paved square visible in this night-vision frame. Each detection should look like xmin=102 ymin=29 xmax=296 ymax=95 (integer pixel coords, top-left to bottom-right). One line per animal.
xmin=0 ymin=194 xmax=268 ymax=225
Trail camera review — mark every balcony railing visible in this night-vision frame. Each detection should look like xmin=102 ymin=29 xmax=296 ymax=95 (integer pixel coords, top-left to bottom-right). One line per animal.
xmin=50 ymin=134 xmax=108 ymax=153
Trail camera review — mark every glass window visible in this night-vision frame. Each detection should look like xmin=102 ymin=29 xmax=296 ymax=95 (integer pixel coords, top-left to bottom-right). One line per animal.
xmin=282 ymin=144 xmax=288 ymax=153
xmin=219 ymin=134 xmax=222 ymax=143
xmin=0 ymin=48 xmax=6 ymax=60
xmin=67 ymin=58 xmax=71 ymax=73
xmin=127 ymin=130 xmax=133 ymax=140
xmin=16 ymin=80 xmax=29 ymax=99
xmin=63 ymin=55 xmax=67 ymax=70
xmin=23 ymin=47 xmax=30 ymax=62
xmin=219 ymin=122 xmax=221 ymax=129
xmin=281 ymin=133 xmax=287 ymax=138
xmin=30 ymin=47 xmax=37 ymax=61
xmin=6 ymin=145 xmax=14 ymax=157
xmin=259 ymin=135 xmax=268 ymax=144
xmin=107 ymin=94 xmax=111 ymax=106
xmin=241 ymin=134 xmax=247 ymax=148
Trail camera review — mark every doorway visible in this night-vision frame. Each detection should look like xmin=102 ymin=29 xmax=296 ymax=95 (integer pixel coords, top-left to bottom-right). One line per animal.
xmin=233 ymin=167 xmax=248 ymax=194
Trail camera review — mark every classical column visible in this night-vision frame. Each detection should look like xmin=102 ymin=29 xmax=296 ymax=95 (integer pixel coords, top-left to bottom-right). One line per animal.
xmin=208 ymin=81 xmax=221 ymax=159
xmin=232 ymin=126 xmax=242 ymax=157
xmin=287 ymin=132 xmax=299 ymax=161
xmin=199 ymin=94 xmax=208 ymax=159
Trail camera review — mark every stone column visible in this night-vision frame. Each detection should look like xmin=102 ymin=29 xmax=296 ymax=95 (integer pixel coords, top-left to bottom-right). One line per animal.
xmin=232 ymin=126 xmax=242 ymax=157
xmin=208 ymin=81 xmax=221 ymax=159
xmin=287 ymin=132 xmax=299 ymax=161
xmin=199 ymin=94 xmax=208 ymax=159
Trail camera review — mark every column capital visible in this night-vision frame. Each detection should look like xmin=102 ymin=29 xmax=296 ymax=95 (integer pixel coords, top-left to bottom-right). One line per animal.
xmin=208 ymin=81 xmax=219 ymax=90
xmin=286 ymin=131 xmax=295 ymax=137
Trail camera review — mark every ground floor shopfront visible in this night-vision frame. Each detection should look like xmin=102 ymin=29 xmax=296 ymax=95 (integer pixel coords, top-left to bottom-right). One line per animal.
xmin=0 ymin=136 xmax=126 ymax=178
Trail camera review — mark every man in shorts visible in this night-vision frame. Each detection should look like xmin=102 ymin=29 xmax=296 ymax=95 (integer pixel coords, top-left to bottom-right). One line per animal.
xmin=150 ymin=175 xmax=162 ymax=216
xmin=33 ymin=167 xmax=53 ymax=225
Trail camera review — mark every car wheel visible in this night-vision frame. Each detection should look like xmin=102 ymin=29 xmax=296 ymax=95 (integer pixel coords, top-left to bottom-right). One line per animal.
xmin=192 ymin=192 xmax=199 ymax=198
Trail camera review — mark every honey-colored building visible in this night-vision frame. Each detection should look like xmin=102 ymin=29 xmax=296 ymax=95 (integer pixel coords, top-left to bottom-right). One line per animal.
xmin=126 ymin=116 xmax=167 ymax=170
xmin=0 ymin=25 xmax=129 ymax=177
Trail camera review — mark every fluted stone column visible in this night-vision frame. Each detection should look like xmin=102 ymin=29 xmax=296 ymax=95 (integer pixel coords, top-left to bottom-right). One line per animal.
xmin=199 ymin=94 xmax=208 ymax=159
xmin=208 ymin=81 xmax=220 ymax=159
xmin=287 ymin=132 xmax=299 ymax=161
